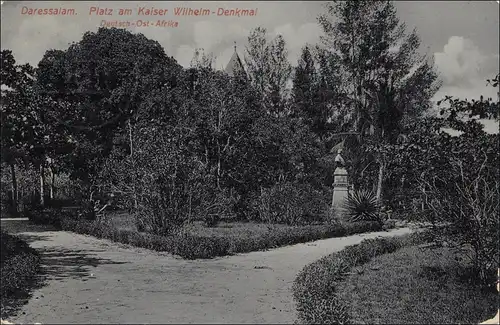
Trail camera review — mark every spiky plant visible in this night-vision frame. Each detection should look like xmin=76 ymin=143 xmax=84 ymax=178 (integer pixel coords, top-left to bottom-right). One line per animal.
xmin=343 ymin=189 xmax=380 ymax=222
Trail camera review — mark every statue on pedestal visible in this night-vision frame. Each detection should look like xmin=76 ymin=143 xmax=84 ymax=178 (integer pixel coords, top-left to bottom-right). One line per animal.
xmin=332 ymin=148 xmax=350 ymax=216
xmin=334 ymin=148 xmax=345 ymax=169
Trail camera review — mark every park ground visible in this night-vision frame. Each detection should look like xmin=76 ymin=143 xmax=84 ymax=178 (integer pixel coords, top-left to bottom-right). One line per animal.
xmin=336 ymin=244 xmax=499 ymax=324
xmin=1 ymin=218 xmax=410 ymax=324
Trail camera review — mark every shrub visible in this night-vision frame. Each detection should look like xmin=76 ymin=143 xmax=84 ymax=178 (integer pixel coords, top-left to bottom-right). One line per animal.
xmin=77 ymin=199 xmax=98 ymax=221
xmin=253 ymin=183 xmax=329 ymax=225
xmin=344 ymin=189 xmax=381 ymax=223
xmin=420 ymin=169 xmax=499 ymax=284
xmin=99 ymin=124 xmax=224 ymax=233
xmin=293 ymin=232 xmax=429 ymax=324
xmin=325 ymin=207 xmax=341 ymax=225
xmin=203 ymin=214 xmax=220 ymax=227
xmin=134 ymin=214 xmax=146 ymax=232
xmin=0 ymin=232 xmax=40 ymax=302
xmin=228 ymin=221 xmax=383 ymax=255
xmin=135 ymin=195 xmax=185 ymax=236
xmin=382 ymin=219 xmax=397 ymax=231
xmin=26 ymin=206 xmax=78 ymax=228
xmin=172 ymin=232 xmax=231 ymax=259
xmin=387 ymin=80 xmax=500 ymax=284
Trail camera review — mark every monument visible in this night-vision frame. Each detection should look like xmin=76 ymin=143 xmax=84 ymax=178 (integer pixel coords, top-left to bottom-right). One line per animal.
xmin=332 ymin=149 xmax=351 ymax=220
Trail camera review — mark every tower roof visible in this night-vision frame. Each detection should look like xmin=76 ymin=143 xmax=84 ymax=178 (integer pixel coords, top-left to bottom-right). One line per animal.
xmin=225 ymin=43 xmax=246 ymax=77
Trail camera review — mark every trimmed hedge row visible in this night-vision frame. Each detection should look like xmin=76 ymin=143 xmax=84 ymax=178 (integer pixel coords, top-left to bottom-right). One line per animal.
xmin=0 ymin=232 xmax=41 ymax=300
xmin=292 ymin=231 xmax=429 ymax=324
xmin=228 ymin=221 xmax=384 ymax=254
xmin=60 ymin=219 xmax=230 ymax=260
xmin=57 ymin=216 xmax=385 ymax=259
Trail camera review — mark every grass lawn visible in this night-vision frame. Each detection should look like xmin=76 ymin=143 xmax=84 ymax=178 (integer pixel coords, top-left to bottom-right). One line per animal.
xmin=336 ymin=244 xmax=498 ymax=324
xmin=104 ymin=210 xmax=386 ymax=258
xmin=110 ymin=211 xmax=325 ymax=240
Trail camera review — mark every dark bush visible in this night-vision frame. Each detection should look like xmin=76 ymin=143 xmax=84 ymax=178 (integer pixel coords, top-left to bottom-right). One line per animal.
xmin=292 ymin=232 xmax=429 ymax=324
xmin=203 ymin=214 xmax=220 ymax=228
xmin=1 ymin=232 xmax=31 ymax=266
xmin=0 ymin=232 xmax=40 ymax=301
xmin=136 ymin=195 xmax=186 ymax=236
xmin=134 ymin=214 xmax=146 ymax=232
xmin=253 ymin=183 xmax=329 ymax=225
xmin=26 ymin=206 xmax=78 ymax=228
xmin=77 ymin=201 xmax=98 ymax=221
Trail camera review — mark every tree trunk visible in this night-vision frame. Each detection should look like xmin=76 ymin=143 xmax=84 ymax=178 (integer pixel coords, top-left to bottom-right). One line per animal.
xmin=39 ymin=162 xmax=45 ymax=207
xmin=217 ymin=109 xmax=222 ymax=190
xmin=204 ymin=145 xmax=209 ymax=166
xmin=376 ymin=160 xmax=385 ymax=206
xmin=48 ymin=165 xmax=55 ymax=201
xmin=188 ymin=191 xmax=192 ymax=222
xmin=217 ymin=144 xmax=221 ymax=190
xmin=128 ymin=119 xmax=138 ymax=210
xmin=20 ymin=182 xmax=24 ymax=211
xmin=10 ymin=163 xmax=18 ymax=215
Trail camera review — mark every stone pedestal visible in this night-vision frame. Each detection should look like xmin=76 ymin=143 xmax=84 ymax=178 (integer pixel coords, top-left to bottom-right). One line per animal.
xmin=332 ymin=167 xmax=350 ymax=220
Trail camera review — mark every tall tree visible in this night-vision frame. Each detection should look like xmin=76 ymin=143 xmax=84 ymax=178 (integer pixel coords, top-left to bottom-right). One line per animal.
xmin=36 ymin=27 xmax=182 ymax=191
xmin=1 ymin=50 xmax=22 ymax=213
xmin=190 ymin=48 xmax=215 ymax=70
xmin=1 ymin=50 xmax=58 ymax=208
xmin=292 ymin=45 xmax=338 ymax=140
xmin=293 ymin=46 xmax=316 ymax=123
xmin=245 ymin=27 xmax=292 ymax=117
xmin=318 ymin=0 xmax=441 ymax=203
xmin=267 ymin=35 xmax=292 ymax=116
xmin=245 ymin=27 xmax=270 ymax=96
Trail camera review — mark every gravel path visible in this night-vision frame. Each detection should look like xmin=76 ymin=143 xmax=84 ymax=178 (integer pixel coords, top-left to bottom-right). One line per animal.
xmin=1 ymin=219 xmax=411 ymax=324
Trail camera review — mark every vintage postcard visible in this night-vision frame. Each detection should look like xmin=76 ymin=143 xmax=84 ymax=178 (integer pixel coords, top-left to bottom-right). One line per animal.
xmin=1 ymin=1 xmax=499 ymax=324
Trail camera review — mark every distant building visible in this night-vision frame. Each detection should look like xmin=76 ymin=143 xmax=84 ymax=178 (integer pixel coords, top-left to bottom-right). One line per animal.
xmin=224 ymin=43 xmax=247 ymax=78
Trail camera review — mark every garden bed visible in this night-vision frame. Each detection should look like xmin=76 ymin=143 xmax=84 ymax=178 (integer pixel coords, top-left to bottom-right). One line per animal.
xmin=0 ymin=232 xmax=41 ymax=319
xmin=58 ymin=216 xmax=385 ymax=260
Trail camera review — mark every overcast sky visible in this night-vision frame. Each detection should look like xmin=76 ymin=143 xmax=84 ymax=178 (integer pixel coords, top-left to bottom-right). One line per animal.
xmin=1 ymin=1 xmax=499 ymax=104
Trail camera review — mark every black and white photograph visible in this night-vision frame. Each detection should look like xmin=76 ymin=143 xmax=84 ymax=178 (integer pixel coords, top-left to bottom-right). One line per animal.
xmin=0 ymin=1 xmax=499 ymax=324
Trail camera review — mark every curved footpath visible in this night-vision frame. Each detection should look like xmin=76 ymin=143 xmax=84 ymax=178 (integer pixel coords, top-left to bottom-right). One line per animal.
xmin=1 ymin=219 xmax=411 ymax=324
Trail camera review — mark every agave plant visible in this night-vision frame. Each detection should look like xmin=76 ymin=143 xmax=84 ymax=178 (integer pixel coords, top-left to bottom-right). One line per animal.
xmin=343 ymin=189 xmax=380 ymax=222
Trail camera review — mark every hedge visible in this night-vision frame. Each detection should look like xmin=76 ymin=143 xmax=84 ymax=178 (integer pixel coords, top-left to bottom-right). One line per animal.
xmin=59 ymin=218 xmax=231 ymax=260
xmin=292 ymin=231 xmax=429 ymax=324
xmin=28 ymin=207 xmax=389 ymax=259
xmin=59 ymin=218 xmax=385 ymax=259
xmin=1 ymin=232 xmax=41 ymax=302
